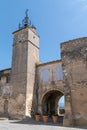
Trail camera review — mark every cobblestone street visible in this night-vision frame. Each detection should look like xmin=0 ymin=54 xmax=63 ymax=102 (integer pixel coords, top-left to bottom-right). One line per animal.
xmin=0 ymin=120 xmax=86 ymax=130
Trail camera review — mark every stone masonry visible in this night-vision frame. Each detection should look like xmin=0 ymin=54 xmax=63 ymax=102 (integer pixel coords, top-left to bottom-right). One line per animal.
xmin=61 ymin=38 xmax=87 ymax=126
xmin=0 ymin=11 xmax=87 ymax=127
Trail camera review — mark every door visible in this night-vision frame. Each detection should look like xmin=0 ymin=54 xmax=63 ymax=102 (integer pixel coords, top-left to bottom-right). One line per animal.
xmin=4 ymin=100 xmax=8 ymax=115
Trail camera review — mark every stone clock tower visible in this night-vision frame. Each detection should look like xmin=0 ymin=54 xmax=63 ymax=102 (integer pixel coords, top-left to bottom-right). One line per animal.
xmin=10 ymin=10 xmax=39 ymax=119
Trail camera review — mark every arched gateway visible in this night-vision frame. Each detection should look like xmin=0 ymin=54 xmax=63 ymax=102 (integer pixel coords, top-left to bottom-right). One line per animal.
xmin=41 ymin=90 xmax=64 ymax=115
xmin=33 ymin=60 xmax=65 ymax=122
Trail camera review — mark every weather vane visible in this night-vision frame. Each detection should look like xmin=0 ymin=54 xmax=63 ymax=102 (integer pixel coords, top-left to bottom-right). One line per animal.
xmin=18 ymin=9 xmax=31 ymax=29
xmin=25 ymin=9 xmax=28 ymax=17
xmin=24 ymin=9 xmax=29 ymax=26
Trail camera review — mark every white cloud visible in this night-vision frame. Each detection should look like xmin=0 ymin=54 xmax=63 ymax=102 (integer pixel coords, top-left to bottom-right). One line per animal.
xmin=71 ymin=0 xmax=87 ymax=11
xmin=70 ymin=0 xmax=87 ymax=23
xmin=82 ymin=5 xmax=87 ymax=11
xmin=75 ymin=0 xmax=86 ymax=2
xmin=72 ymin=0 xmax=87 ymax=5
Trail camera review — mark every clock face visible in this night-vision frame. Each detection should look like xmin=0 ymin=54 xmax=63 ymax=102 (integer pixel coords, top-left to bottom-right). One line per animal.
xmin=18 ymin=34 xmax=24 ymax=42
xmin=13 ymin=34 xmax=24 ymax=45
xmin=13 ymin=31 xmax=28 ymax=45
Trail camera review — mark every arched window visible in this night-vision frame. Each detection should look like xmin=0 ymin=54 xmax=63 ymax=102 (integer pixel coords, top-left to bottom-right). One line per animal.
xmin=4 ymin=100 xmax=8 ymax=114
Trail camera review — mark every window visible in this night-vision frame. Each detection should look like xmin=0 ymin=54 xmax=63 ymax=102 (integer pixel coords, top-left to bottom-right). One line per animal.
xmin=4 ymin=100 xmax=8 ymax=114
xmin=56 ymin=64 xmax=63 ymax=80
xmin=42 ymin=69 xmax=49 ymax=82
xmin=6 ymin=76 xmax=10 ymax=83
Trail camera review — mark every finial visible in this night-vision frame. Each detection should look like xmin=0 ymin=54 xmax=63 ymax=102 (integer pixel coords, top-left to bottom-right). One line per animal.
xmin=18 ymin=9 xmax=31 ymax=29
xmin=18 ymin=23 xmax=21 ymax=29
xmin=32 ymin=24 xmax=36 ymax=30
xmin=24 ymin=9 xmax=30 ymax=27
xmin=22 ymin=19 xmax=25 ymax=26
xmin=25 ymin=9 xmax=28 ymax=17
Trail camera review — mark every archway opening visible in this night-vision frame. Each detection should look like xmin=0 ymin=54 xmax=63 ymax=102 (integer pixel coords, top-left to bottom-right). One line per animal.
xmin=58 ymin=96 xmax=65 ymax=116
xmin=42 ymin=90 xmax=65 ymax=117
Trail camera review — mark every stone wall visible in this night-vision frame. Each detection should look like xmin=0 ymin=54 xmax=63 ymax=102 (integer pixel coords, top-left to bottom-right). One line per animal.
xmin=34 ymin=60 xmax=64 ymax=114
xmin=0 ymin=69 xmax=11 ymax=117
xmin=61 ymin=37 xmax=87 ymax=126
xmin=10 ymin=26 xmax=39 ymax=118
xmin=10 ymin=29 xmax=28 ymax=119
xmin=26 ymin=27 xmax=39 ymax=117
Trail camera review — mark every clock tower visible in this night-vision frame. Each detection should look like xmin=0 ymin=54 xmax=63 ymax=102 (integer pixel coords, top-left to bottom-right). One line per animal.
xmin=10 ymin=10 xmax=39 ymax=118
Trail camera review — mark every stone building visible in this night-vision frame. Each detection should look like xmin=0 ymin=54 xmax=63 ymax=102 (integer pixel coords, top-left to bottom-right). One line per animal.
xmin=0 ymin=11 xmax=87 ymax=127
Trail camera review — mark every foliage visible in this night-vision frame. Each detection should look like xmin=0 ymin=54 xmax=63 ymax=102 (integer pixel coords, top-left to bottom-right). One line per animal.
xmin=35 ymin=112 xmax=40 ymax=115
xmin=52 ymin=114 xmax=58 ymax=116
xmin=42 ymin=112 xmax=49 ymax=116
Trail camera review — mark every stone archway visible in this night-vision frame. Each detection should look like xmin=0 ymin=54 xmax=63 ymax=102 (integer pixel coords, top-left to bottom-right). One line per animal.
xmin=41 ymin=90 xmax=64 ymax=116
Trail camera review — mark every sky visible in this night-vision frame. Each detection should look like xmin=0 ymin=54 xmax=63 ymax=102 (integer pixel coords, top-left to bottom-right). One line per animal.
xmin=1 ymin=0 xmax=87 ymax=70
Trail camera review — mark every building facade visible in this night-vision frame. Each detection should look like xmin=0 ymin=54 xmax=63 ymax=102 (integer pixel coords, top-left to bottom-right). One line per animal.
xmin=0 ymin=11 xmax=87 ymax=126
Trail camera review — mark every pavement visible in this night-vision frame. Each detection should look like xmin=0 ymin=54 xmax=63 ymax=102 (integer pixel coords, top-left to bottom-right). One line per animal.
xmin=0 ymin=119 xmax=86 ymax=130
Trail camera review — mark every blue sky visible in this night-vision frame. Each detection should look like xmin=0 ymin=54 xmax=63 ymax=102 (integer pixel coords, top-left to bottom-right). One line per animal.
xmin=0 ymin=0 xmax=87 ymax=70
